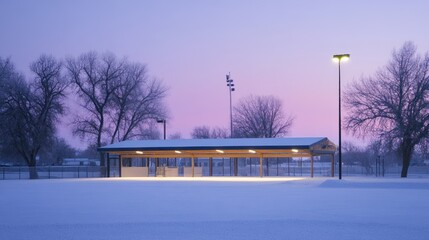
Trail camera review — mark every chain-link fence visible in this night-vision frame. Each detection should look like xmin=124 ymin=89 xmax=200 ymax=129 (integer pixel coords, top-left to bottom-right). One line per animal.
xmin=0 ymin=166 xmax=107 ymax=180
xmin=2 ymin=162 xmax=428 ymax=179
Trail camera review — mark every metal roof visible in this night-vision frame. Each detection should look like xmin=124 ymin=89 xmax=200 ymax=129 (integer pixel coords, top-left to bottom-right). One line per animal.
xmin=98 ymin=137 xmax=336 ymax=158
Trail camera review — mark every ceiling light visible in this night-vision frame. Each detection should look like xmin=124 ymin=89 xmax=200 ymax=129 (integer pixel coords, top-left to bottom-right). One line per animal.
xmin=175 ymin=150 xmax=182 ymax=154
xmin=136 ymin=151 xmax=143 ymax=154
xmin=291 ymin=149 xmax=299 ymax=153
xmin=248 ymin=150 xmax=256 ymax=154
xmin=216 ymin=150 xmax=224 ymax=153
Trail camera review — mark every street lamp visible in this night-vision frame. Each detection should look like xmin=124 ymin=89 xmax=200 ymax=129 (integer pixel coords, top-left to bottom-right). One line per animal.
xmin=157 ymin=119 xmax=166 ymax=140
xmin=226 ymin=73 xmax=235 ymax=137
xmin=332 ymin=54 xmax=350 ymax=180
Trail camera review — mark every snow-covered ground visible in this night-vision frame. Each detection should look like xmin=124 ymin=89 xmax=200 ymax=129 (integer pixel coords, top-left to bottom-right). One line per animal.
xmin=1 ymin=177 xmax=429 ymax=240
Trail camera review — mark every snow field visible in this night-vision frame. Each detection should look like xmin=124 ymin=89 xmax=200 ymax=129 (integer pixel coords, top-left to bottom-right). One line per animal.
xmin=1 ymin=177 xmax=429 ymax=240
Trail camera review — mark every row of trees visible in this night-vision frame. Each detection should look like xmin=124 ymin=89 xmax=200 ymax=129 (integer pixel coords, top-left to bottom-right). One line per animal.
xmin=0 ymin=52 xmax=168 ymax=178
xmin=192 ymin=95 xmax=294 ymax=139
xmin=1 ymin=42 xmax=428 ymax=178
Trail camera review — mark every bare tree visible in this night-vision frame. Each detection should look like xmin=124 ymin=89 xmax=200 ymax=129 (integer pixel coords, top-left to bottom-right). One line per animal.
xmin=109 ymin=64 xmax=167 ymax=143
xmin=191 ymin=126 xmax=228 ymax=139
xmin=66 ymin=52 xmax=167 ymax=165
xmin=0 ymin=56 xmax=68 ymax=178
xmin=344 ymin=42 xmax=429 ymax=177
xmin=66 ymin=52 xmax=124 ymax=164
xmin=211 ymin=127 xmax=229 ymax=139
xmin=191 ymin=126 xmax=211 ymax=139
xmin=232 ymin=95 xmax=293 ymax=138
xmin=169 ymin=132 xmax=182 ymax=140
xmin=39 ymin=137 xmax=77 ymax=166
xmin=342 ymin=141 xmax=372 ymax=174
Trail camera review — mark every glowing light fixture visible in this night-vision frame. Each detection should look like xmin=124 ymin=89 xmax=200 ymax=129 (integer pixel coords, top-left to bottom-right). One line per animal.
xmin=291 ymin=149 xmax=299 ymax=153
xmin=248 ymin=150 xmax=256 ymax=154
xmin=175 ymin=150 xmax=182 ymax=154
xmin=136 ymin=151 xmax=144 ymax=154
xmin=216 ymin=150 xmax=224 ymax=153
xmin=332 ymin=54 xmax=350 ymax=63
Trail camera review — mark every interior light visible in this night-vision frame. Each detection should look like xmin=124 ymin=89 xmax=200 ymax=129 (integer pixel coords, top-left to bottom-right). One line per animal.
xmin=291 ymin=149 xmax=299 ymax=153
xmin=136 ymin=151 xmax=144 ymax=154
xmin=216 ymin=150 xmax=224 ymax=153
xmin=248 ymin=150 xmax=256 ymax=154
xmin=175 ymin=150 xmax=182 ymax=154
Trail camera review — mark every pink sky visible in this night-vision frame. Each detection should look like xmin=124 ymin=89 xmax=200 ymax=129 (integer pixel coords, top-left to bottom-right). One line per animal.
xmin=1 ymin=0 xmax=429 ymax=149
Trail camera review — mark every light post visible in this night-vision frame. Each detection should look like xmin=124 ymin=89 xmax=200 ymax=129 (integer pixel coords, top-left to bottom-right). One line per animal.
xmin=226 ymin=73 xmax=235 ymax=137
xmin=332 ymin=53 xmax=350 ymax=180
xmin=157 ymin=119 xmax=166 ymax=140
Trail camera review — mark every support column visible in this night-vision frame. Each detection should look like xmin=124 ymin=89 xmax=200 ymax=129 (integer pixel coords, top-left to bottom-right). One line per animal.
xmin=234 ymin=158 xmax=238 ymax=176
xmin=155 ymin=158 xmax=158 ymax=177
xmin=119 ymin=155 xmax=122 ymax=178
xmin=106 ymin=153 xmax=110 ymax=178
xmin=330 ymin=154 xmax=335 ymax=177
xmin=191 ymin=156 xmax=195 ymax=177
xmin=277 ymin=158 xmax=279 ymax=176
xmin=259 ymin=155 xmax=263 ymax=177
xmin=310 ymin=155 xmax=314 ymax=178
xmin=266 ymin=158 xmax=269 ymax=176
xmin=209 ymin=157 xmax=213 ymax=176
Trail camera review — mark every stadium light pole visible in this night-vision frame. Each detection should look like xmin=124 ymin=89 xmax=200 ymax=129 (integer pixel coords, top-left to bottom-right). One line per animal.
xmin=157 ymin=119 xmax=166 ymax=140
xmin=226 ymin=73 xmax=235 ymax=138
xmin=332 ymin=54 xmax=350 ymax=180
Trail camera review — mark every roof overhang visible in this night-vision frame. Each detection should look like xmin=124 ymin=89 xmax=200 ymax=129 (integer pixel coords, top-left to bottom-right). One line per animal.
xmin=98 ymin=137 xmax=337 ymax=158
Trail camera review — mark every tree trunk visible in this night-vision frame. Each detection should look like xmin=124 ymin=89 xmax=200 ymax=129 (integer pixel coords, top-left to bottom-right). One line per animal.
xmin=24 ymin=153 xmax=39 ymax=179
xmin=29 ymin=167 xmax=39 ymax=179
xmin=400 ymin=145 xmax=413 ymax=178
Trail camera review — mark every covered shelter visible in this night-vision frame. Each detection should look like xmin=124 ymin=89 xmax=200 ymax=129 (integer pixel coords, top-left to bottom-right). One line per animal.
xmin=98 ymin=137 xmax=337 ymax=178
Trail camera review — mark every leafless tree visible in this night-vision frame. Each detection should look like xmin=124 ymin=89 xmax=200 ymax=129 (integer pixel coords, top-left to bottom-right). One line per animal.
xmin=191 ymin=126 xmax=228 ymax=139
xmin=191 ymin=126 xmax=211 ymax=139
xmin=0 ymin=56 xmax=68 ymax=178
xmin=66 ymin=52 xmax=167 ymax=165
xmin=232 ymin=95 xmax=293 ymax=138
xmin=211 ymin=127 xmax=229 ymax=139
xmin=66 ymin=52 xmax=124 ymax=161
xmin=169 ymin=132 xmax=182 ymax=140
xmin=344 ymin=42 xmax=429 ymax=177
xmin=109 ymin=65 xmax=167 ymax=143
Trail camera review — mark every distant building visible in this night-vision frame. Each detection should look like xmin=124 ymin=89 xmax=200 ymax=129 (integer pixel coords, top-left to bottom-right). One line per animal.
xmin=63 ymin=158 xmax=99 ymax=166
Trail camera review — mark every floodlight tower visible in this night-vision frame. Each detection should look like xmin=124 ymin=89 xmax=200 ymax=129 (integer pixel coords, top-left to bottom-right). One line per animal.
xmin=226 ymin=73 xmax=235 ymax=137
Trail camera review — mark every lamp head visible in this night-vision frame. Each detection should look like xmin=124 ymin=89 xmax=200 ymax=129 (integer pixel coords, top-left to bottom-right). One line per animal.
xmin=332 ymin=54 xmax=350 ymax=62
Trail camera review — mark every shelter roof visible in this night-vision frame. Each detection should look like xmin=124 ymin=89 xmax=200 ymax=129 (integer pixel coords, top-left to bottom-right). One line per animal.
xmin=99 ymin=137 xmax=336 ymax=158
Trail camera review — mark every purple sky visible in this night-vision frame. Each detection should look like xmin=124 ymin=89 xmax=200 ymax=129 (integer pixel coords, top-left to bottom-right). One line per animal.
xmin=1 ymin=0 xmax=429 ymax=149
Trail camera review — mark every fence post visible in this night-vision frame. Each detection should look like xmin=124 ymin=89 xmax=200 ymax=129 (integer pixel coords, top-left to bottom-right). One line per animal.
xmin=78 ymin=166 xmax=80 ymax=178
xmin=19 ymin=167 xmax=21 ymax=180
